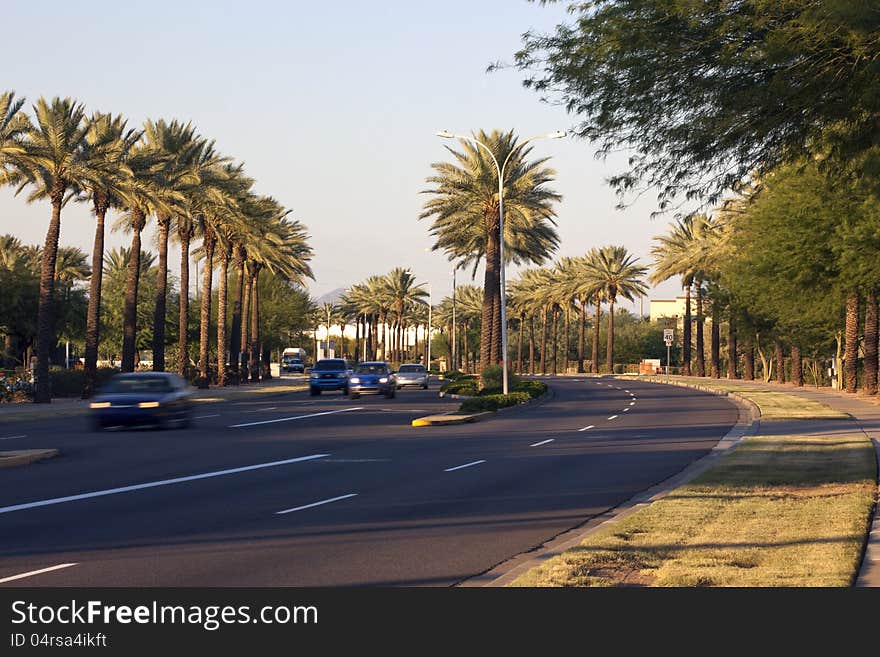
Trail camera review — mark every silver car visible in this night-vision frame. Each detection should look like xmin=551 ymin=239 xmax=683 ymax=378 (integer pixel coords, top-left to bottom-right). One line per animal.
xmin=395 ymin=363 xmax=429 ymax=390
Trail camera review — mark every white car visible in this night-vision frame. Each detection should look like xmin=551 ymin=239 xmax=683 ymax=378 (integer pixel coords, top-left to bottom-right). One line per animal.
xmin=395 ymin=364 xmax=429 ymax=390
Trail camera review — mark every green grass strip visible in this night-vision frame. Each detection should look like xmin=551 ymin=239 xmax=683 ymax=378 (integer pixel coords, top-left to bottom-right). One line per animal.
xmin=510 ymin=431 xmax=876 ymax=587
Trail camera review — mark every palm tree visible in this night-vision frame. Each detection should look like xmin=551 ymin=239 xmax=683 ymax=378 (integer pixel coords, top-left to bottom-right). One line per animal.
xmin=143 ymin=119 xmax=203 ymax=373
xmin=80 ymin=112 xmax=138 ymax=397
xmin=650 ymin=215 xmax=702 ymax=376
xmin=382 ymin=268 xmax=428 ymax=365
xmin=0 ymin=91 xmax=29 ymax=191
xmin=11 ymin=97 xmax=117 ymax=402
xmin=584 ymin=246 xmax=648 ymax=373
xmin=421 ymin=129 xmax=561 ymax=371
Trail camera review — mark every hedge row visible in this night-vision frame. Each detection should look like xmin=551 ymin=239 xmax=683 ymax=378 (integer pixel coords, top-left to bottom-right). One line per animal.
xmin=458 ymin=391 xmax=531 ymax=412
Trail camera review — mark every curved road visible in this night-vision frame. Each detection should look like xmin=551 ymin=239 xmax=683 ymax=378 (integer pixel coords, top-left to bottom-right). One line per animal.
xmin=0 ymin=377 xmax=737 ymax=586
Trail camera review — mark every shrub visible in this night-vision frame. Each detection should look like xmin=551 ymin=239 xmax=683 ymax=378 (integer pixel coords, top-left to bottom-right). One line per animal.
xmin=49 ymin=367 xmax=119 ymax=397
xmin=440 ymin=375 xmax=479 ymax=396
xmin=459 ymin=391 xmax=530 ymax=412
xmin=514 ymin=379 xmax=548 ymax=399
xmin=0 ymin=373 xmax=34 ymax=403
xmin=479 ymin=365 xmax=520 ymax=392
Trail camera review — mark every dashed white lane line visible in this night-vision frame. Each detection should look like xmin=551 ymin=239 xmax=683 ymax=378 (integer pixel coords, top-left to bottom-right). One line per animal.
xmin=625 ymin=390 xmax=630 ymax=393
xmin=0 ymin=563 xmax=78 ymax=584
xmin=0 ymin=453 xmax=329 ymax=515
xmin=195 ymin=414 xmax=220 ymax=420
xmin=578 ymin=425 xmax=595 ymax=432
xmin=444 ymin=460 xmax=486 ymax=472
xmin=276 ymin=493 xmax=358 ymax=515
xmin=623 ymin=408 xmax=630 ymax=412
xmin=630 ymin=401 xmax=636 ymax=405
xmin=608 ymin=415 xmax=619 ymax=420
xmin=530 ymin=439 xmax=555 ymax=447
xmin=0 ymin=435 xmax=26 ymax=441
xmin=230 ymin=407 xmax=363 ymax=428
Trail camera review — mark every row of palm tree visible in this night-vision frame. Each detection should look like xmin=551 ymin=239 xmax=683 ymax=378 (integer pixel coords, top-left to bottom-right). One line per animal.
xmin=0 ymin=91 xmax=313 ymax=401
xmin=508 ymin=246 xmax=647 ymax=374
xmin=338 ymin=268 xmax=430 ymax=364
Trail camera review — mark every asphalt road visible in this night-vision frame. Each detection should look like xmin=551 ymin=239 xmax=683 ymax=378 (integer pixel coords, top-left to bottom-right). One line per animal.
xmin=0 ymin=376 xmax=737 ymax=586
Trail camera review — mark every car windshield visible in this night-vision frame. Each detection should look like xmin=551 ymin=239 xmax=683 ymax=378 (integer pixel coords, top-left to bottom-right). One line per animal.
xmin=398 ymin=365 xmax=424 ymax=373
xmin=313 ymin=360 xmax=346 ymax=371
xmin=354 ymin=364 xmax=388 ymax=375
xmin=102 ymin=376 xmax=174 ymax=393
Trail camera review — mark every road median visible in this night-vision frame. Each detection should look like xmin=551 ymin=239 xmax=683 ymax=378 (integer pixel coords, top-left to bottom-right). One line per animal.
xmin=411 ymin=412 xmax=493 ymax=427
xmin=0 ymin=449 xmax=59 ymax=468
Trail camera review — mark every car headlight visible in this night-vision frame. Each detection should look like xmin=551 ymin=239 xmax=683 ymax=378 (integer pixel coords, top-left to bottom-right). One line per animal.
xmin=350 ymin=377 xmax=360 ymax=384
xmin=379 ymin=377 xmax=388 ymax=383
xmin=90 ymin=402 xmax=111 ymax=409
xmin=138 ymin=401 xmax=160 ymax=408
xmin=310 ymin=372 xmax=320 ymax=379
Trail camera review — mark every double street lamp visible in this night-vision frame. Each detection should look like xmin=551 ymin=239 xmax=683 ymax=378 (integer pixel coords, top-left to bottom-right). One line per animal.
xmin=436 ymin=130 xmax=565 ymax=394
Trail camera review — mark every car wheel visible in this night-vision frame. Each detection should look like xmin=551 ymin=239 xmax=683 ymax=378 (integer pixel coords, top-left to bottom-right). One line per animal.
xmin=350 ymin=392 xmax=360 ymax=400
xmin=343 ymin=386 xmax=349 ymax=396
xmin=179 ymin=409 xmax=192 ymax=429
xmin=310 ymin=387 xmax=320 ymax=396
xmin=385 ymin=388 xmax=395 ymax=399
xmin=92 ymin=418 xmax=105 ymax=432
xmin=422 ymin=383 xmax=429 ymax=389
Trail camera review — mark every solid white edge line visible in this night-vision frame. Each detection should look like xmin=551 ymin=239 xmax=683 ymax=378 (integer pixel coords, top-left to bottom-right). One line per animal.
xmin=0 ymin=454 xmax=330 ymax=515
xmin=578 ymin=425 xmax=595 ymax=432
xmin=230 ymin=407 xmax=363 ymax=428
xmin=530 ymin=439 xmax=555 ymax=447
xmin=0 ymin=563 xmax=78 ymax=584
xmin=608 ymin=415 xmax=619 ymax=420
xmin=0 ymin=435 xmax=27 ymax=440
xmin=444 ymin=460 xmax=486 ymax=472
xmin=276 ymin=493 xmax=358 ymax=515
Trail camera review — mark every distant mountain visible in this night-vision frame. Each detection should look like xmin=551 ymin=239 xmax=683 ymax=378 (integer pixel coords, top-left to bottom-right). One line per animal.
xmin=314 ymin=287 xmax=346 ymax=306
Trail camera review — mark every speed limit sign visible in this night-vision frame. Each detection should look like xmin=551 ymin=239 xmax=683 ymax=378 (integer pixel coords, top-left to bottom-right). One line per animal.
xmin=663 ymin=329 xmax=674 ymax=346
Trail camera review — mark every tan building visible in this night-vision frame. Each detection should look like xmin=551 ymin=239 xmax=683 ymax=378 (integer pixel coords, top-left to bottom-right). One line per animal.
xmin=650 ymin=296 xmax=713 ymax=334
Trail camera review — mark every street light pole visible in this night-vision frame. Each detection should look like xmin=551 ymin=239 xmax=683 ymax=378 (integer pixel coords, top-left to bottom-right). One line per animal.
xmin=436 ymin=130 xmax=565 ymax=395
xmin=427 ymin=284 xmax=432 ymax=368
xmin=451 ymin=267 xmax=457 ymax=372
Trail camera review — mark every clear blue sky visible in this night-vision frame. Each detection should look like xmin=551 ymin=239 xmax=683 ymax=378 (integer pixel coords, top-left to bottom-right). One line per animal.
xmin=0 ymin=0 xmax=685 ymax=308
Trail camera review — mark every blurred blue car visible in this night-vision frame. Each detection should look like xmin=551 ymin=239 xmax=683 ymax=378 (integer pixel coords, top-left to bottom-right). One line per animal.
xmin=90 ymin=372 xmax=193 ymax=430
xmin=348 ymin=362 xmax=396 ymax=399
xmin=309 ymin=358 xmax=350 ymax=396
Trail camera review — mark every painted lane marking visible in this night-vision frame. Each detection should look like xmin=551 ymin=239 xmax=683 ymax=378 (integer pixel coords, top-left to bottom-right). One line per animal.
xmin=623 ymin=408 xmax=630 ymax=412
xmin=0 ymin=435 xmax=27 ymax=441
xmin=0 ymin=454 xmax=329 ymax=516
xmin=276 ymin=493 xmax=358 ymax=515
xmin=195 ymin=414 xmax=220 ymax=419
xmin=230 ymin=407 xmax=363 ymax=428
xmin=625 ymin=390 xmax=630 ymax=393
xmin=608 ymin=415 xmax=619 ymax=420
xmin=530 ymin=439 xmax=555 ymax=447
xmin=444 ymin=460 xmax=486 ymax=472
xmin=0 ymin=563 xmax=78 ymax=584
xmin=260 ymin=407 xmax=279 ymax=412
xmin=578 ymin=425 xmax=595 ymax=432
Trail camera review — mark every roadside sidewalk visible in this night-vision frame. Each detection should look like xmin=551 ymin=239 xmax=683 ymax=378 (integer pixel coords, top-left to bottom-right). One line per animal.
xmin=0 ymin=375 xmax=309 ymax=424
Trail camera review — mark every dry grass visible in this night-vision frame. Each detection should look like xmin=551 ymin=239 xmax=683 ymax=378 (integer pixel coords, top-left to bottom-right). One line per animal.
xmin=644 ymin=376 xmax=849 ymax=419
xmin=510 ymin=431 xmax=876 ymax=587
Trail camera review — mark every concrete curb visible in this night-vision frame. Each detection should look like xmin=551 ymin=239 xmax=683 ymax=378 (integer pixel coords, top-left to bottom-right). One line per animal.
xmin=0 ymin=449 xmax=59 ymax=468
xmin=414 ymin=387 xmax=553 ymax=427
xmin=459 ymin=378 xmax=758 ymax=587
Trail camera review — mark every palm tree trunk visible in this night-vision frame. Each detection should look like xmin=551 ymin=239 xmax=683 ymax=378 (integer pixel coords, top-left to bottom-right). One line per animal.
xmin=517 ymin=313 xmax=524 ymax=374
xmin=216 ymin=250 xmax=230 ymax=387
xmin=592 ymin=299 xmax=601 ymax=374
xmin=606 ymin=298 xmax=615 ymax=374
xmin=577 ymin=300 xmax=585 ymax=373
xmin=198 ymin=233 xmax=215 ymax=389
xmin=177 ymin=228 xmax=192 ymax=377
xmin=82 ymin=194 xmax=108 ymax=399
xmin=743 ymin=335 xmax=755 ymax=381
xmin=864 ymin=290 xmax=878 ymax=395
xmin=249 ymin=265 xmax=261 ymax=381
xmin=727 ymin=310 xmax=737 ymax=379
xmin=122 ymin=209 xmax=146 ymax=373
xmin=540 ymin=308 xmax=548 ymax=375
xmin=482 ymin=208 xmax=501 ymax=370
xmin=775 ymin=337 xmax=785 ymax=384
xmin=229 ymin=251 xmax=245 ymax=384
xmin=563 ymin=307 xmax=570 ymax=374
xmin=791 ymin=344 xmax=803 ymax=387
xmin=711 ymin=303 xmax=720 ymax=378
xmin=551 ymin=307 xmax=559 ymax=375
xmin=152 ymin=214 xmax=171 ymax=372
xmin=528 ymin=315 xmax=535 ymax=375
xmin=462 ymin=322 xmax=469 ymax=373
xmin=695 ymin=282 xmax=705 ymax=377
xmin=34 ymin=192 xmax=64 ymax=403
xmin=683 ymin=283 xmax=692 ymax=376
xmin=240 ymin=263 xmax=251 ymax=382
xmin=845 ymin=289 xmax=859 ymax=393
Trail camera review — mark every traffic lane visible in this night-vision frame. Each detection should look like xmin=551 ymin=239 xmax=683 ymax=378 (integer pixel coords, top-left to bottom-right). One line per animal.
xmin=0 ymin=380 xmax=737 ymax=585
xmin=0 ymin=387 xmax=457 ymax=510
